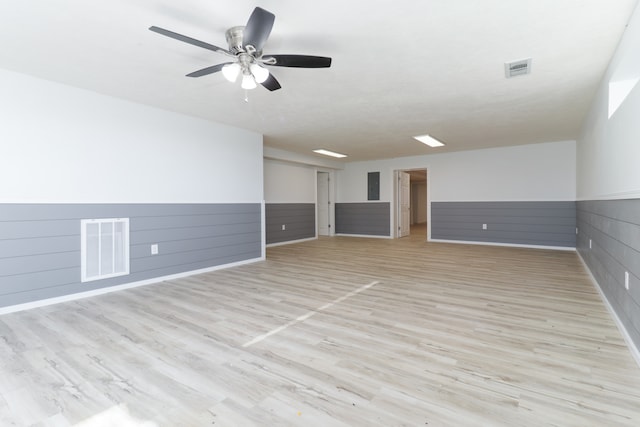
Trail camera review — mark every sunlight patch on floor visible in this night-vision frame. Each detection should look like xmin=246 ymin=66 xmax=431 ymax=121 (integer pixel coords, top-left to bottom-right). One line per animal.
xmin=75 ymin=404 xmax=157 ymax=427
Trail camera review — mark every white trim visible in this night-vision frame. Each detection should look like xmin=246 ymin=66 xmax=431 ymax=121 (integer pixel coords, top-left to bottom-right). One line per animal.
xmin=431 ymin=199 xmax=577 ymax=203
xmin=0 ymin=200 xmax=265 ymax=204
xmin=428 ymin=239 xmax=576 ymax=251
xmin=0 ymin=257 xmax=264 ymax=316
xmin=335 ymin=233 xmax=392 ymax=239
xmin=577 ymin=253 xmax=640 ymax=368
xmin=426 ymin=169 xmax=432 ymax=241
xmin=576 ymin=190 xmax=640 ymax=201
xmin=313 ymin=171 xmax=318 ymax=238
xmin=261 ymin=200 xmax=266 ymax=259
xmin=267 ymin=237 xmax=317 ymax=247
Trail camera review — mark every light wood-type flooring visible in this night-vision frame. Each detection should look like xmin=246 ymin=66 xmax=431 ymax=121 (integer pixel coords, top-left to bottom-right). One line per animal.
xmin=1 ymin=227 xmax=640 ymax=426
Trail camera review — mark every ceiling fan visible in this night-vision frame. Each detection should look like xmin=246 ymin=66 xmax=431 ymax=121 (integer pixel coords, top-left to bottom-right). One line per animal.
xmin=149 ymin=7 xmax=332 ymax=91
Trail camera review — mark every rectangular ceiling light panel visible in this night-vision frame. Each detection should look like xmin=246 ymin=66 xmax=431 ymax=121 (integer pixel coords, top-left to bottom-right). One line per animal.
xmin=413 ymin=134 xmax=445 ymax=147
xmin=313 ymin=149 xmax=347 ymax=158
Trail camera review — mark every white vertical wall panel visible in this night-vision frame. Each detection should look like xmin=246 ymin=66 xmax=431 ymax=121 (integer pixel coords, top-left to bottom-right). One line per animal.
xmin=0 ymin=69 xmax=263 ymax=203
xmin=337 ymin=141 xmax=576 ymax=203
xmin=264 ymin=159 xmax=316 ymax=203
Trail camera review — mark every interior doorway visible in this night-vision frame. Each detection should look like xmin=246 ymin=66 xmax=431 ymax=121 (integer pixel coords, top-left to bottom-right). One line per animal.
xmin=394 ymin=169 xmax=428 ymax=239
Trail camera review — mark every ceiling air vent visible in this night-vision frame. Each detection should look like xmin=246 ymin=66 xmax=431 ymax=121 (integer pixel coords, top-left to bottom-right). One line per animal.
xmin=505 ymin=58 xmax=532 ymax=78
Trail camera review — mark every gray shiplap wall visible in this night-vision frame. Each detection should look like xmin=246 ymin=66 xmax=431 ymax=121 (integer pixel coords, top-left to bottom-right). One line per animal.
xmin=0 ymin=203 xmax=261 ymax=308
xmin=265 ymin=203 xmax=315 ymax=244
xmin=577 ymin=199 xmax=640 ymax=350
xmin=431 ymin=201 xmax=576 ymax=247
xmin=335 ymin=202 xmax=390 ymax=236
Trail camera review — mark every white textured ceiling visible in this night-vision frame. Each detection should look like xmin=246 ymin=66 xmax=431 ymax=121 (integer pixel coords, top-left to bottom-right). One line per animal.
xmin=0 ymin=0 xmax=637 ymax=161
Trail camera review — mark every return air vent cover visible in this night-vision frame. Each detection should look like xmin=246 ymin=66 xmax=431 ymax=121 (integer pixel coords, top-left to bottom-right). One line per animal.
xmin=505 ymin=58 xmax=532 ymax=78
xmin=81 ymin=218 xmax=130 ymax=282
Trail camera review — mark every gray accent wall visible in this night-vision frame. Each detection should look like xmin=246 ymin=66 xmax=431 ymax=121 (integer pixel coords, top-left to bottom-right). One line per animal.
xmin=0 ymin=203 xmax=261 ymax=308
xmin=431 ymin=201 xmax=576 ymax=247
xmin=335 ymin=202 xmax=390 ymax=236
xmin=265 ymin=203 xmax=315 ymax=244
xmin=577 ymin=199 xmax=640 ymax=350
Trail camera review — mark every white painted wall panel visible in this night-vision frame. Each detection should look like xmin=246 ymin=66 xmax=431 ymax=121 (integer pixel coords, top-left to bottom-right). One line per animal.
xmin=337 ymin=141 xmax=576 ymax=203
xmin=0 ymin=69 xmax=263 ymax=203
xmin=264 ymin=159 xmax=316 ymax=203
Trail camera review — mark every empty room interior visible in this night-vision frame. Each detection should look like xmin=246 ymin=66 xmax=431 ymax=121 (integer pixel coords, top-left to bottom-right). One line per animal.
xmin=2 ymin=1 xmax=640 ymax=425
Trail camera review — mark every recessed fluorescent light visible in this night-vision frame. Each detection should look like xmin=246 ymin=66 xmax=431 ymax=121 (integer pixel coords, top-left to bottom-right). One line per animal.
xmin=413 ymin=134 xmax=445 ymax=147
xmin=313 ymin=149 xmax=347 ymax=158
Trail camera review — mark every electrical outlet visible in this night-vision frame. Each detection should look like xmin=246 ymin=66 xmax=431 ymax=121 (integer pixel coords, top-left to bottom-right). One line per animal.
xmin=151 ymin=244 xmax=158 ymax=255
xmin=282 ymin=224 xmax=286 ymax=231
xmin=482 ymin=224 xmax=487 ymax=230
xmin=625 ymin=271 xmax=630 ymax=290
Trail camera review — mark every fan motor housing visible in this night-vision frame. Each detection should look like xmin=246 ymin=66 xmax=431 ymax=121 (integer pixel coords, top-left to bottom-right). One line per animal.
xmin=225 ymin=26 xmax=246 ymax=54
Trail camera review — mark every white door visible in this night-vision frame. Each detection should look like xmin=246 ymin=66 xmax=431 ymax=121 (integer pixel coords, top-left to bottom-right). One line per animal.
xmin=399 ymin=171 xmax=410 ymax=237
xmin=317 ymin=172 xmax=330 ymax=236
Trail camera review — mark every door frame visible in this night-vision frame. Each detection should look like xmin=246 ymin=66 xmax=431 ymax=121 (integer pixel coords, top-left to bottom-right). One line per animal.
xmin=393 ymin=168 xmax=430 ymax=240
xmin=397 ymin=171 xmax=411 ymax=238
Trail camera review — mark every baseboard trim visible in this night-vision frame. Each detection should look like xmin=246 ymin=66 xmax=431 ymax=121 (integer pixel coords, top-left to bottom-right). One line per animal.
xmin=577 ymin=253 xmax=640 ymax=368
xmin=429 ymin=239 xmax=576 ymax=251
xmin=266 ymin=237 xmax=317 ymax=247
xmin=0 ymin=256 xmax=265 ymax=316
xmin=335 ymin=233 xmax=392 ymax=239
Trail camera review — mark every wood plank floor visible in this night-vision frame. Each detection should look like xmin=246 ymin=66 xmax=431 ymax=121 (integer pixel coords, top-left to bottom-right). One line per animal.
xmin=1 ymin=228 xmax=640 ymax=426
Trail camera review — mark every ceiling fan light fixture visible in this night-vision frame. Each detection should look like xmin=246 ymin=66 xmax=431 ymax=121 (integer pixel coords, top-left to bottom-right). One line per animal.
xmin=221 ymin=63 xmax=240 ymax=82
xmin=149 ymin=7 xmax=332 ymax=93
xmin=250 ymin=63 xmax=269 ymax=83
xmin=241 ymin=73 xmax=257 ymax=90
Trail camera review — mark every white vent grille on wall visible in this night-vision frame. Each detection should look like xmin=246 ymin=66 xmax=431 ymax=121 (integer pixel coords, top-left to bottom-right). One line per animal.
xmin=81 ymin=218 xmax=130 ymax=282
xmin=505 ymin=58 xmax=532 ymax=78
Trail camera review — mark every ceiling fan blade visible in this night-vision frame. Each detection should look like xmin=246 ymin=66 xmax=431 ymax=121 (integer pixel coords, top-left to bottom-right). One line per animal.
xmin=149 ymin=26 xmax=232 ymax=56
xmin=263 ymin=55 xmax=332 ymax=68
xmin=186 ymin=63 xmax=232 ymax=78
xmin=261 ymin=73 xmax=282 ymax=91
xmin=243 ymin=7 xmax=275 ymax=52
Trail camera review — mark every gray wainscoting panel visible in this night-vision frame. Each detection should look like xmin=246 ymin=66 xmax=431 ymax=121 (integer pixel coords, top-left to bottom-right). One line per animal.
xmin=0 ymin=203 xmax=262 ymax=308
xmin=265 ymin=203 xmax=315 ymax=245
xmin=431 ymin=201 xmax=576 ymax=247
xmin=577 ymin=199 xmax=640 ymax=350
xmin=335 ymin=202 xmax=390 ymax=236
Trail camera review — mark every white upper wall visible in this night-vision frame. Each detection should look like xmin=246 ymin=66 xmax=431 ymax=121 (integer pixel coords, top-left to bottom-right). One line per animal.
xmin=337 ymin=141 xmax=576 ymax=203
xmin=0 ymin=69 xmax=263 ymax=203
xmin=264 ymin=159 xmax=316 ymax=203
xmin=577 ymin=2 xmax=640 ymax=200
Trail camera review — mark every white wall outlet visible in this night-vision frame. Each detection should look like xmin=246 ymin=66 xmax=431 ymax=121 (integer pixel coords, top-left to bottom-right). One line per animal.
xmin=482 ymin=223 xmax=487 ymax=230
xmin=589 ymin=239 xmax=592 ymax=249
xmin=282 ymin=224 xmax=286 ymax=231
xmin=151 ymin=244 xmax=158 ymax=255
xmin=625 ymin=271 xmax=630 ymax=290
